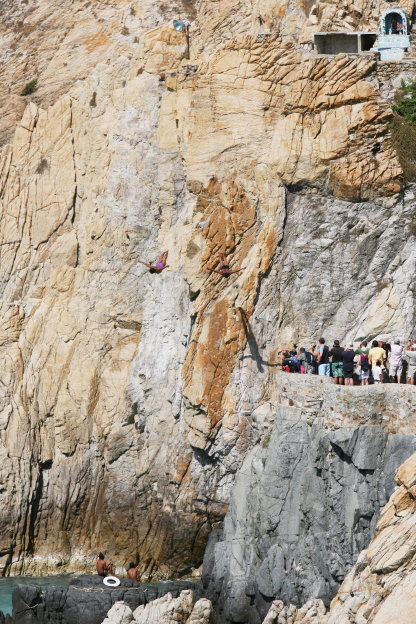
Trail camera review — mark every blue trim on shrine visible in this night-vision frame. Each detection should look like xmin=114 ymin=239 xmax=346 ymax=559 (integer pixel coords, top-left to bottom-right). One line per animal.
xmin=380 ymin=8 xmax=408 ymax=36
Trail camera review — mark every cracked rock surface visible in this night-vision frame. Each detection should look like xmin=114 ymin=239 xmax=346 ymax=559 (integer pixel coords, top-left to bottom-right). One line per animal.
xmin=324 ymin=450 xmax=416 ymax=624
xmin=202 ymin=374 xmax=416 ymax=623
xmin=0 ymin=0 xmax=415 ymax=598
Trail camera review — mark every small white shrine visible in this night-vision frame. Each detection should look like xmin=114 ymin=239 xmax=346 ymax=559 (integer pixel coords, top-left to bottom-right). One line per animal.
xmin=376 ymin=8 xmax=410 ymax=60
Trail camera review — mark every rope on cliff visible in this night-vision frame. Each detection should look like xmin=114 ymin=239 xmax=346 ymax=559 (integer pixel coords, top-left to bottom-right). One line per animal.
xmin=71 ymin=585 xmax=151 ymax=593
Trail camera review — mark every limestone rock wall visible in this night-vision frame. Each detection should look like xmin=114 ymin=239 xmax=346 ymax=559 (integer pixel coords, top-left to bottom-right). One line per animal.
xmin=0 ymin=0 xmax=415 ymax=583
xmin=257 ymin=449 xmax=416 ymax=624
xmin=325 ymin=451 xmax=416 ymax=624
xmin=202 ymin=374 xmax=416 ymax=623
xmin=0 ymin=0 xmax=195 ymax=144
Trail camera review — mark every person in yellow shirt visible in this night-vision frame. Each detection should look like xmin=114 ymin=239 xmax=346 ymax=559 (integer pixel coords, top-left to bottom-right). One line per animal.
xmin=368 ymin=340 xmax=387 ymax=370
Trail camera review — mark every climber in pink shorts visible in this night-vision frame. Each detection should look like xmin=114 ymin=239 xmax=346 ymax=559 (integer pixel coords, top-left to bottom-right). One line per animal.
xmin=138 ymin=250 xmax=169 ymax=273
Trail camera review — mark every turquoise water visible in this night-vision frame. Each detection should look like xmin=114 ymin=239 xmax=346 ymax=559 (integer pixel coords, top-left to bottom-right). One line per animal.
xmin=0 ymin=575 xmax=73 ymax=615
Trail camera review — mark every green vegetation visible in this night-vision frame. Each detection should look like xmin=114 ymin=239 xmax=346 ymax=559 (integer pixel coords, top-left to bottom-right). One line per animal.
xmin=390 ymin=116 xmax=416 ymax=181
xmin=20 ymin=79 xmax=38 ymax=96
xmin=393 ymin=80 xmax=416 ymax=123
xmin=390 ymin=81 xmax=416 ymax=182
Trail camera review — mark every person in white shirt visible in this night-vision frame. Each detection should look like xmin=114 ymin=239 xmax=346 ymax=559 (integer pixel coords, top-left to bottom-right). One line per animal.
xmin=405 ymin=341 xmax=416 ymax=385
xmin=389 ymin=339 xmax=404 ymax=383
xmin=373 ymin=360 xmax=383 ymax=384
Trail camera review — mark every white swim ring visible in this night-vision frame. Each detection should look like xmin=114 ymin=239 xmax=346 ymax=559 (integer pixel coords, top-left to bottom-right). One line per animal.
xmin=103 ymin=575 xmax=121 ymax=587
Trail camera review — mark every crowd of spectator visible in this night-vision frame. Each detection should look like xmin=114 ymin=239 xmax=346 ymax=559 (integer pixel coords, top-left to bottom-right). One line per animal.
xmin=278 ymin=338 xmax=416 ymax=385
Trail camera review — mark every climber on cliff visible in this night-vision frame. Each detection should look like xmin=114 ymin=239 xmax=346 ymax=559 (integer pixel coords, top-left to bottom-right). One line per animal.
xmin=209 ymin=253 xmax=244 ymax=277
xmin=96 ymin=553 xmax=113 ymax=577
xmin=138 ymin=250 xmax=169 ymax=273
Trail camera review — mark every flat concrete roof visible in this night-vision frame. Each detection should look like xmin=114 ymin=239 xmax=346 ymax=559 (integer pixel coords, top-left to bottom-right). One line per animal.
xmin=315 ymin=53 xmax=376 ymax=58
xmin=314 ymin=31 xmax=377 ymax=35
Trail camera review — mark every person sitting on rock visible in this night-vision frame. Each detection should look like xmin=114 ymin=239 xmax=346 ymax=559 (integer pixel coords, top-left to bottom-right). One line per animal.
xmin=138 ymin=250 xmax=169 ymax=273
xmin=209 ymin=253 xmax=244 ymax=277
xmin=96 ymin=553 xmax=113 ymax=577
xmin=127 ymin=562 xmax=139 ymax=581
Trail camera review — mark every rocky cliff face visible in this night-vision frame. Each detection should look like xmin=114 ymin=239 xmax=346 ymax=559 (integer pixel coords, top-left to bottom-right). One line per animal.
xmin=0 ymin=0 xmax=415 ymax=598
xmin=246 ymin=448 xmax=416 ymax=624
xmin=324 ymin=450 xmax=416 ymax=624
xmin=0 ymin=0 xmax=196 ymax=144
xmin=202 ymin=374 xmax=416 ymax=623
xmin=4 ymin=576 xmax=199 ymax=624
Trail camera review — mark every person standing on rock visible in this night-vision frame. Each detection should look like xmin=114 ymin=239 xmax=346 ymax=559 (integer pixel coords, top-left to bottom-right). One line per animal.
xmin=405 ymin=341 xmax=416 ymax=384
xmin=383 ymin=341 xmax=391 ymax=374
xmin=298 ymin=347 xmax=307 ymax=374
xmin=309 ymin=343 xmax=319 ymax=374
xmin=370 ymin=340 xmax=386 ymax=364
xmin=369 ymin=340 xmax=386 ymax=380
xmin=329 ymin=340 xmax=344 ymax=385
xmin=358 ymin=350 xmax=370 ymax=386
xmin=96 ymin=553 xmax=113 ymax=577
xmin=342 ymin=345 xmax=355 ymax=386
xmin=373 ymin=359 xmax=383 ymax=384
xmin=317 ymin=337 xmax=330 ymax=376
xmin=389 ymin=339 xmax=404 ymax=383
xmin=355 ymin=341 xmax=369 ymax=356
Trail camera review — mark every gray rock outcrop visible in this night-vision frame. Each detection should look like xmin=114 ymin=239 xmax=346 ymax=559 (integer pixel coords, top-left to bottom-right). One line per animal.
xmin=100 ymin=591 xmax=212 ymax=624
xmin=9 ymin=576 xmax=195 ymax=624
xmin=261 ymin=599 xmax=328 ymax=624
xmin=202 ymin=375 xmax=416 ymax=624
xmin=102 ymin=602 xmax=134 ymax=624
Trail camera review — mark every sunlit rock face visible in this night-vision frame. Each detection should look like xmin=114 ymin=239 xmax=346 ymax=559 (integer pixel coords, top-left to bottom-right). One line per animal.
xmin=0 ymin=0 xmax=196 ymax=144
xmin=0 ymin=0 xmax=415 ymax=582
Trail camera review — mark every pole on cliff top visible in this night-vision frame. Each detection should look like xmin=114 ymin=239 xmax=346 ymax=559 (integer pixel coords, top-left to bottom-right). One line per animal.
xmin=173 ymin=19 xmax=191 ymax=60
